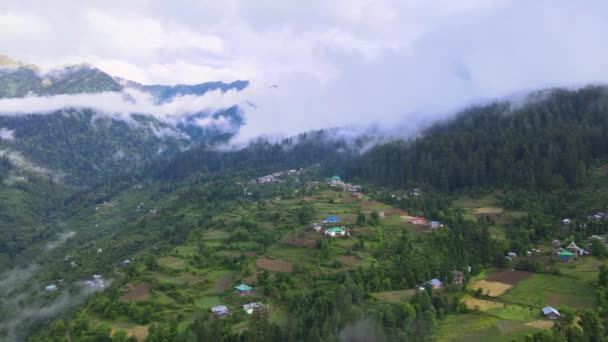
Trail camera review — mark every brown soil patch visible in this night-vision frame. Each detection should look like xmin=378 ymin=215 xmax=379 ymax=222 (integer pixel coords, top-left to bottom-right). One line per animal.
xmin=408 ymin=224 xmax=432 ymax=233
xmin=383 ymin=209 xmax=406 ymax=217
xmin=474 ymin=207 xmax=504 ymax=215
xmin=121 ymin=282 xmax=151 ymax=302
xmin=339 ymin=256 xmax=358 ymax=267
xmin=280 ymin=235 xmax=317 ymax=247
xmin=525 ymin=320 xmax=555 ymax=330
xmin=599 ymin=165 xmax=608 ymax=175
xmin=256 ymin=256 xmax=294 ymax=272
xmin=470 ymin=280 xmax=513 ymax=297
xmin=211 ymin=273 xmax=234 ymax=293
xmin=486 ymin=269 xmax=532 ymax=285
xmin=463 ymin=296 xmax=504 ymax=311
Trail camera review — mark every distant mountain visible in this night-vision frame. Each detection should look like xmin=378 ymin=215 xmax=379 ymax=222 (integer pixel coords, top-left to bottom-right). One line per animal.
xmin=0 ymin=55 xmax=249 ymax=184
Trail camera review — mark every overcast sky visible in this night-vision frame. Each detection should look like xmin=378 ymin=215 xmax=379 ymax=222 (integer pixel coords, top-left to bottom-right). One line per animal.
xmin=2 ymin=0 xmax=608 ymax=140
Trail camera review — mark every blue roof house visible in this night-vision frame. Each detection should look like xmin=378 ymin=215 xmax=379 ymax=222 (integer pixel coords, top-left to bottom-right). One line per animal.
xmin=325 ymin=216 xmax=340 ymax=223
xmin=427 ymin=278 xmax=443 ymax=289
xmin=542 ymin=306 xmax=560 ymax=320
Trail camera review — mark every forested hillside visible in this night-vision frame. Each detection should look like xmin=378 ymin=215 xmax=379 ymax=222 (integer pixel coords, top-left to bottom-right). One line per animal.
xmin=0 ymin=56 xmax=249 ymax=184
xmin=349 ymin=86 xmax=608 ymax=191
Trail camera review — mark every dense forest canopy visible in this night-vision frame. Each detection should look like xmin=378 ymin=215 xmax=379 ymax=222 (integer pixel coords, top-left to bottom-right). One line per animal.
xmin=349 ymin=86 xmax=608 ymax=191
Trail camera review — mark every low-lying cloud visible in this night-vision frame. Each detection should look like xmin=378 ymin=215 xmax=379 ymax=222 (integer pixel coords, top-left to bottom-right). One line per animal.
xmin=0 ymin=128 xmax=15 ymax=140
xmin=0 ymin=87 xmax=248 ymax=132
xmin=44 ymin=231 xmax=76 ymax=251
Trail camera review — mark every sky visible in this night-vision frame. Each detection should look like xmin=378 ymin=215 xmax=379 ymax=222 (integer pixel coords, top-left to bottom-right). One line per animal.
xmin=2 ymin=0 xmax=608 ymax=140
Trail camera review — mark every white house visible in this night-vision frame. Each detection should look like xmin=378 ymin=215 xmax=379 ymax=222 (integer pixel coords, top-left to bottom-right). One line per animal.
xmin=243 ymin=302 xmax=266 ymax=314
xmin=325 ymin=227 xmax=347 ymax=237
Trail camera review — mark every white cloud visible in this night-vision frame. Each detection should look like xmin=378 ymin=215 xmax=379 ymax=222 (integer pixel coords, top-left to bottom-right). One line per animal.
xmin=1 ymin=1 xmax=608 ymax=141
xmin=0 ymin=12 xmax=48 ymax=39
xmin=0 ymin=128 xmax=15 ymax=140
xmin=0 ymin=87 xmax=247 ymax=134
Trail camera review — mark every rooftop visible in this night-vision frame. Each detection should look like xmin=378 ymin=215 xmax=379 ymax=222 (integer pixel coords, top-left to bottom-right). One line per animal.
xmin=542 ymin=306 xmax=560 ymax=316
xmin=235 ymin=284 xmax=253 ymax=291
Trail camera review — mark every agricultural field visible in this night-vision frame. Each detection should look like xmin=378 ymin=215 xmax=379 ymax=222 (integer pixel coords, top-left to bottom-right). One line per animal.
xmin=441 ymin=262 xmax=601 ymax=341
xmin=76 ymin=187 xmax=409 ymax=340
xmin=501 ymin=273 xmax=595 ymax=309
xmin=453 ymin=193 xmax=526 ymax=225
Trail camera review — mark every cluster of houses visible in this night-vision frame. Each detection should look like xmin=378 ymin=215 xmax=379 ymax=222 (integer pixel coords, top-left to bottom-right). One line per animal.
xmin=420 ymin=271 xmax=465 ymax=290
xmin=553 ymin=241 xmax=588 ymax=261
xmin=563 ymin=211 xmax=607 ymax=226
xmin=210 ymin=303 xmax=268 ymax=317
xmin=251 ymin=169 xmax=302 ymax=185
xmin=84 ymin=274 xmax=106 ymax=289
xmin=208 ymin=284 xmax=267 ymax=317
xmin=327 ymin=176 xmax=362 ymax=193
xmin=311 ymin=216 xmax=349 ymax=237
xmin=409 ymin=216 xmax=442 ymax=228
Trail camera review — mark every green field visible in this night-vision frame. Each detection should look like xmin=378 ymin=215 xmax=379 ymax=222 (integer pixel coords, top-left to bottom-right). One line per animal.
xmin=500 ymin=273 xmax=595 ymax=309
xmin=438 ymin=308 xmax=548 ymax=342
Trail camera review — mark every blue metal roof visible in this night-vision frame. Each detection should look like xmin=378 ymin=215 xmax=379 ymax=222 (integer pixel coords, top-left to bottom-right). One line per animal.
xmin=429 ymin=278 xmax=442 ymax=286
xmin=542 ymin=306 xmax=559 ymax=316
xmin=326 ymin=216 xmax=340 ymax=222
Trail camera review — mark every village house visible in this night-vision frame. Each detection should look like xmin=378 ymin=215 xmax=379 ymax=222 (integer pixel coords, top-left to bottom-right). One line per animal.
xmin=211 ymin=305 xmax=229 ymax=316
xmin=430 ymin=221 xmax=441 ymax=228
xmin=562 ymin=218 xmax=571 ymax=224
xmin=234 ymin=284 xmax=254 ymax=296
xmin=566 ymin=242 xmax=582 ymax=254
xmin=452 ymin=271 xmax=464 ymax=285
xmin=551 ymin=239 xmax=561 ymax=246
xmin=328 ymin=176 xmax=345 ymax=188
xmin=324 ymin=216 xmax=340 ymax=224
xmin=311 ymin=223 xmax=322 ymax=232
xmin=325 ymin=227 xmax=347 ymax=237
xmin=45 ymin=284 xmax=58 ymax=291
xmin=243 ymin=302 xmax=266 ymax=314
xmin=559 ymin=250 xmax=575 ymax=261
xmin=305 ymin=181 xmax=320 ymax=188
xmin=410 ymin=217 xmax=427 ymax=225
xmin=427 ymin=278 xmax=443 ymax=289
xmin=507 ymin=252 xmax=517 ymax=258
xmin=542 ymin=306 xmax=560 ymax=320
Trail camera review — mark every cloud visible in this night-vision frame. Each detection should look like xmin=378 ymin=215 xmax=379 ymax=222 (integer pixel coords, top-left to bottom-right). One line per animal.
xmin=0 ymin=87 xmax=248 ymax=131
xmin=0 ymin=12 xmax=48 ymax=39
xmin=1 ymin=1 xmax=608 ymax=141
xmin=0 ymin=128 xmax=15 ymax=140
xmin=44 ymin=231 xmax=76 ymax=251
